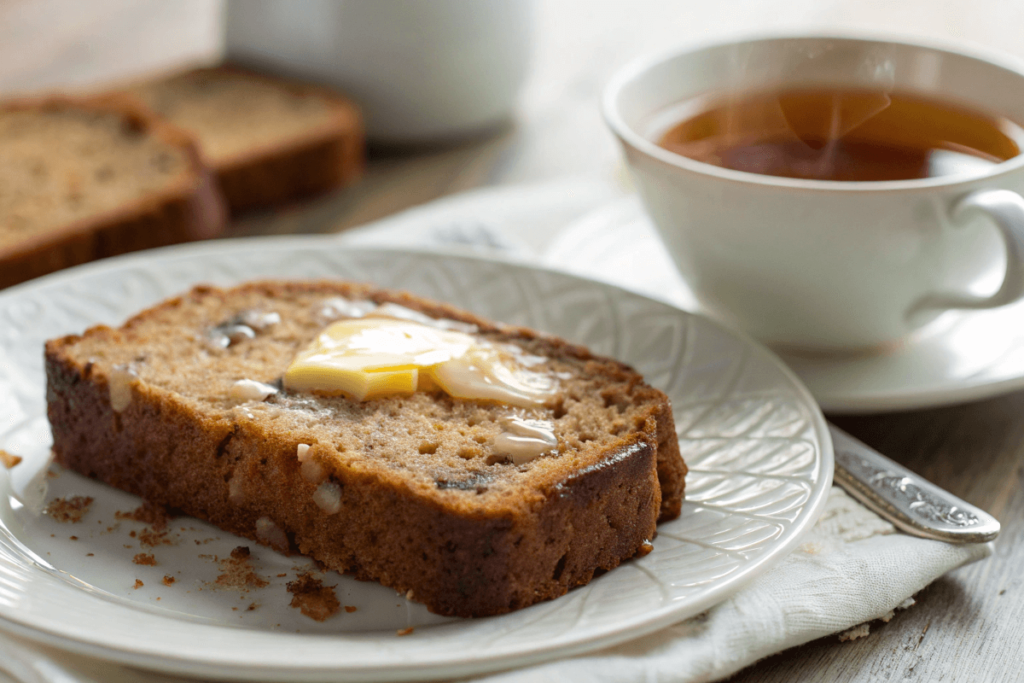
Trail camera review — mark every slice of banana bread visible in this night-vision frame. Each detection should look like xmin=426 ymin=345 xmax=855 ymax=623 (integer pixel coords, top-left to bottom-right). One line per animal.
xmin=45 ymin=281 xmax=685 ymax=617
xmin=124 ymin=67 xmax=364 ymax=214
xmin=0 ymin=96 xmax=226 ymax=289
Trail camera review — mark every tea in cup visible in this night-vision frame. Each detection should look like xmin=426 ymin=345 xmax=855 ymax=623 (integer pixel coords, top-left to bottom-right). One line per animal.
xmin=604 ymin=36 xmax=1024 ymax=351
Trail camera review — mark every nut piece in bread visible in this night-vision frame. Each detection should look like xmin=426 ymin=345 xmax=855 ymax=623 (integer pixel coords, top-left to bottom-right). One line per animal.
xmin=45 ymin=281 xmax=686 ymax=617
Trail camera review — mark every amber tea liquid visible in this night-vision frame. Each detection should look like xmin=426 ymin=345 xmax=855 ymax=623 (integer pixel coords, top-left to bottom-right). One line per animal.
xmin=657 ymin=88 xmax=1024 ymax=181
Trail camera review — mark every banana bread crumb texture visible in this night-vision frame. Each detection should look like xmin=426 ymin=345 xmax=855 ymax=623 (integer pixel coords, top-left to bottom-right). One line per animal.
xmin=0 ymin=96 xmax=225 ymax=289
xmin=126 ymin=67 xmax=364 ymax=213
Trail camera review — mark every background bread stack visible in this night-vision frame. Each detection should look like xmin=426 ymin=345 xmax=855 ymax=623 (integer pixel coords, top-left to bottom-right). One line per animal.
xmin=0 ymin=66 xmax=364 ymax=289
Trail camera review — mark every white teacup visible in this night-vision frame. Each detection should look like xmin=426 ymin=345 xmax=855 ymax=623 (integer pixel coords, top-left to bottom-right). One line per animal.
xmin=604 ymin=35 xmax=1024 ymax=351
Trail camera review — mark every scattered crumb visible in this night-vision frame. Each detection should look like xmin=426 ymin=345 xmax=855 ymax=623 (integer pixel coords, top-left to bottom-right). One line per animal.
xmin=247 ymin=602 xmax=258 ymax=612
xmin=799 ymin=541 xmax=824 ymax=555
xmin=232 ymin=607 xmax=238 ymax=612
xmin=286 ymin=572 xmax=340 ymax=622
xmin=0 ymin=449 xmax=22 ymax=469
xmin=139 ymin=528 xmax=174 ymax=548
xmin=123 ymin=545 xmax=133 ymax=549
xmin=397 ymin=627 xmax=415 ymax=637
xmin=637 ymin=540 xmax=654 ymax=557
xmin=839 ymin=623 xmax=871 ymax=642
xmin=277 ymin=573 xmax=287 ymax=578
xmin=156 ymin=597 xmax=161 ymax=601
xmin=877 ymin=597 xmax=917 ymax=624
xmin=212 ymin=546 xmax=269 ymax=591
xmin=46 ymin=468 xmax=60 ymax=478
xmin=406 ymin=589 xmax=415 ymax=600
xmin=116 ymin=502 xmax=172 ymax=529
xmin=116 ymin=502 xmax=176 ymax=547
xmin=69 ymin=536 xmax=78 ymax=541
xmin=162 ymin=575 xmax=176 ymax=586
xmin=133 ymin=553 xmax=157 ymax=566
xmin=344 ymin=605 xmax=357 ymax=613
xmin=44 ymin=496 xmax=94 ymax=523
xmin=86 ymin=553 xmax=94 ymax=557
xmin=133 ymin=579 xmax=144 ymax=589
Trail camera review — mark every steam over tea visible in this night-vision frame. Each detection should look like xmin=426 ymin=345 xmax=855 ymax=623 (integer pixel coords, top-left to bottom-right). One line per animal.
xmin=658 ymin=88 xmax=1024 ymax=181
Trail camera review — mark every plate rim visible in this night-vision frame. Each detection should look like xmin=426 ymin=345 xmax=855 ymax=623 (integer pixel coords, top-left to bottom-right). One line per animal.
xmin=0 ymin=239 xmax=834 ymax=681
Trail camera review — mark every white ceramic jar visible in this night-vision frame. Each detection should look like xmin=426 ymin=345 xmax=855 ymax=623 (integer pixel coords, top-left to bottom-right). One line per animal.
xmin=224 ymin=0 xmax=533 ymax=144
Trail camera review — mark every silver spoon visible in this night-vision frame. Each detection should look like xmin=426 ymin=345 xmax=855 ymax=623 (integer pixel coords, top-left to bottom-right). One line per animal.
xmin=830 ymin=424 xmax=1001 ymax=544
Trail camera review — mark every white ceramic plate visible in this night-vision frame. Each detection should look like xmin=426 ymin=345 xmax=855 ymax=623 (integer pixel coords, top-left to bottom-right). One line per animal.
xmin=0 ymin=242 xmax=831 ymax=682
xmin=545 ymin=197 xmax=1024 ymax=414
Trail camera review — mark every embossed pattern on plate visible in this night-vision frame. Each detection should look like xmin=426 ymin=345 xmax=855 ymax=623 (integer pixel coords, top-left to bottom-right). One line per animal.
xmin=0 ymin=241 xmax=832 ymax=682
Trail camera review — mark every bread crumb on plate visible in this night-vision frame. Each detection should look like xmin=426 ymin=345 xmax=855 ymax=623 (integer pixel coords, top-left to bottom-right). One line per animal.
xmin=287 ymin=572 xmax=341 ymax=622
xmin=0 ymin=449 xmax=22 ymax=469
xmin=44 ymin=496 xmax=93 ymax=523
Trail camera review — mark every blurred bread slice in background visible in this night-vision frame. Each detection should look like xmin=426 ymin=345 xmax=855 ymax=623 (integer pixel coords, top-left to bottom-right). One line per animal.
xmin=0 ymin=95 xmax=226 ymax=289
xmin=122 ymin=66 xmax=364 ymax=214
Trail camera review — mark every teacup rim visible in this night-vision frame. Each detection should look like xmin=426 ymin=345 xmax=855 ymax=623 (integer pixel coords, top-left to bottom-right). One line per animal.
xmin=603 ymin=31 xmax=1024 ymax=193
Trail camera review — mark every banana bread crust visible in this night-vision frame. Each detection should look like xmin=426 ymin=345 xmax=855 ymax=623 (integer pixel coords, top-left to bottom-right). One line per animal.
xmin=0 ymin=96 xmax=226 ymax=289
xmin=45 ymin=281 xmax=685 ymax=617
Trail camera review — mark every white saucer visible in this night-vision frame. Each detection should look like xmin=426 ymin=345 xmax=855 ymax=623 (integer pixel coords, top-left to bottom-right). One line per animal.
xmin=544 ymin=198 xmax=1024 ymax=414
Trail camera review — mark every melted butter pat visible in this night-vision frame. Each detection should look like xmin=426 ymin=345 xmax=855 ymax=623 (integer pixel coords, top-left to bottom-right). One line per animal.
xmin=317 ymin=297 xmax=477 ymax=333
xmin=284 ymin=318 xmax=558 ymax=408
xmin=493 ymin=416 xmax=558 ymax=465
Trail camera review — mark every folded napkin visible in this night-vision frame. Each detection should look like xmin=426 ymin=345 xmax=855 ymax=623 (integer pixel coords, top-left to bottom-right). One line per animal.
xmin=0 ymin=178 xmax=992 ymax=683
xmin=471 ymin=488 xmax=987 ymax=683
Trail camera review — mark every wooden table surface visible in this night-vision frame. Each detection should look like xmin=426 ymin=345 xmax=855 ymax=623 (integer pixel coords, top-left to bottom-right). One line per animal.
xmin=3 ymin=1 xmax=1024 ymax=681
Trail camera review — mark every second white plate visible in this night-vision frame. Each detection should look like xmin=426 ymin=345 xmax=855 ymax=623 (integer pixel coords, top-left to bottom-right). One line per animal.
xmin=0 ymin=241 xmax=831 ymax=681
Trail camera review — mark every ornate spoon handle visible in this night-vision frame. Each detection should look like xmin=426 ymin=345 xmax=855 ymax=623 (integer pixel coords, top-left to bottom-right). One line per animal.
xmin=830 ymin=425 xmax=1000 ymax=544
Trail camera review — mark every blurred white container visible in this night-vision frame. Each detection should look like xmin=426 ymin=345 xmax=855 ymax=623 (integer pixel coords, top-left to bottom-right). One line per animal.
xmin=223 ymin=0 xmax=532 ymax=144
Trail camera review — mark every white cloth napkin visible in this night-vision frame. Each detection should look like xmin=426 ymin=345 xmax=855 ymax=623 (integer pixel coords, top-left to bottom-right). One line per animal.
xmin=0 ymin=178 xmax=992 ymax=683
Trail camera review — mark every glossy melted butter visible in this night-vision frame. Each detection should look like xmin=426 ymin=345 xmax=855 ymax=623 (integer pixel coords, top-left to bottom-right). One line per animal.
xmin=284 ymin=317 xmax=558 ymax=408
xmin=493 ymin=416 xmax=558 ymax=465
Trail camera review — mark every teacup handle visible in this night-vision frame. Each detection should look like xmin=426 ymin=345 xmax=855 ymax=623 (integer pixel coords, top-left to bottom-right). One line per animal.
xmin=908 ymin=188 xmax=1024 ymax=318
